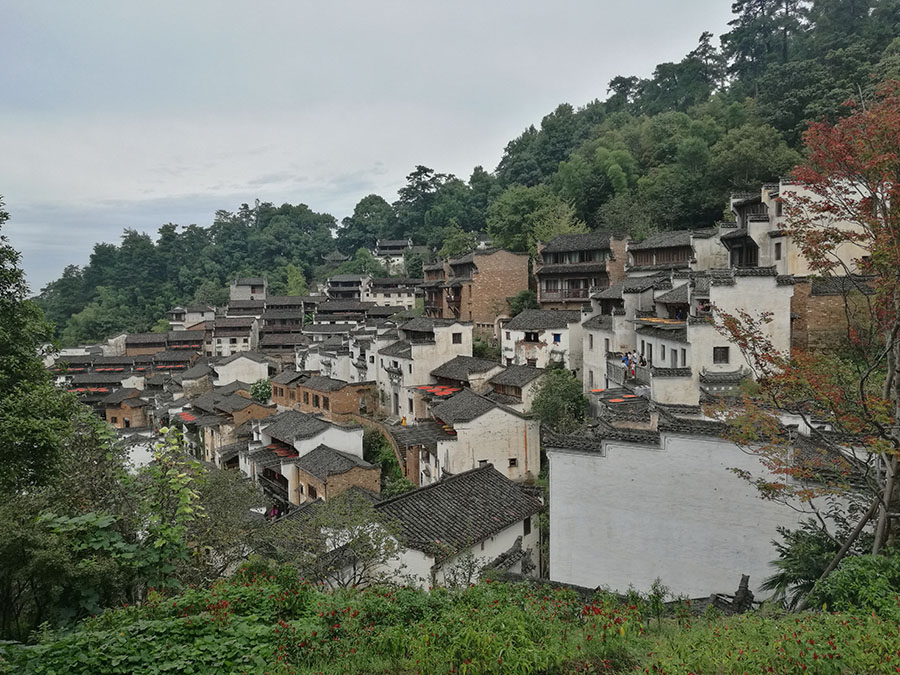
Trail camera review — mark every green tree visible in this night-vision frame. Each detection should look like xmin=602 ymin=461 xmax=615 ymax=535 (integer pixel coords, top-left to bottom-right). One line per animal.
xmin=487 ymin=184 xmax=586 ymax=254
xmin=532 ymin=365 xmax=588 ymax=433
xmin=336 ymin=248 xmax=388 ymax=276
xmin=284 ymin=263 xmax=309 ymax=295
xmin=508 ymin=290 xmax=538 ymax=317
xmin=251 ymin=379 xmax=271 ymax=403
xmin=437 ymin=223 xmax=478 ymax=259
xmin=336 ymin=194 xmax=395 ymax=254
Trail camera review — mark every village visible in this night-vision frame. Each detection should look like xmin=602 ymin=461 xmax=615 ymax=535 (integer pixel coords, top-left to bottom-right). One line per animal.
xmin=47 ymin=179 xmax=871 ymax=597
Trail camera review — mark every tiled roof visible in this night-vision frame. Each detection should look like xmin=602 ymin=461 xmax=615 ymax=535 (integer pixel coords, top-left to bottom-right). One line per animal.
xmin=488 ymin=365 xmax=544 ymax=388
xmin=329 ymin=274 xmax=367 ymax=282
xmin=536 ymin=262 xmax=610 ymax=275
xmin=655 ymin=284 xmax=689 ymax=304
xmin=214 ymin=317 xmax=255 ymax=328
xmin=504 ymin=309 xmax=581 ymax=331
xmin=623 ymin=276 xmax=663 ymax=293
xmin=592 ymin=282 xmax=624 ymax=300
xmin=430 ymin=356 xmax=501 ymax=382
xmin=102 ymin=388 xmax=141 ymax=405
xmin=376 ymin=239 xmax=411 ymax=248
xmin=317 ymin=301 xmax=375 ymax=312
xmin=543 ymin=429 xmax=603 ymax=452
xmin=70 ymin=373 xmax=128 ymax=384
xmin=293 ymin=444 xmax=375 ymax=481
xmin=541 ymin=232 xmax=613 ymax=253
xmin=271 ymin=369 xmax=306 ymax=385
xmin=302 ymin=324 xmax=352 ymax=333
xmin=229 ymin=299 xmax=265 ymax=309
xmin=629 ymin=230 xmax=695 ymax=251
xmin=234 ymin=277 xmax=266 ymax=286
xmin=400 ymin=317 xmax=459 ymax=332
xmin=168 ymin=330 xmax=206 ymax=341
xmin=262 ymin=309 xmax=305 ymax=320
xmin=125 ymin=332 xmax=166 ymax=344
xmin=260 ymin=333 xmax=308 ymax=346
xmin=699 ymin=368 xmax=749 ymax=384
xmin=582 ymin=314 xmax=612 ymax=330
xmin=154 ymin=350 xmax=196 ymax=362
xmin=379 ymin=340 xmax=412 ymax=359
xmin=122 ymin=398 xmax=151 ymax=408
xmin=216 ymin=440 xmax=248 ymax=463
xmin=374 ymin=465 xmax=543 ymax=557
xmin=181 ymin=362 xmax=212 ymax=380
xmin=266 ymin=295 xmax=309 ymax=306
xmin=303 ymin=375 xmax=352 ymax=392
xmin=485 ymin=391 xmax=521 ymax=405
xmin=261 ymin=410 xmax=329 ymax=444
xmin=387 ymin=421 xmax=455 ymax=449
xmin=430 ymin=389 xmax=497 ymax=423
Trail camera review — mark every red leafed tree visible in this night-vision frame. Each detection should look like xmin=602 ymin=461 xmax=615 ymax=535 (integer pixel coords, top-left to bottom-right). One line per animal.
xmin=713 ymin=82 xmax=900 ymax=590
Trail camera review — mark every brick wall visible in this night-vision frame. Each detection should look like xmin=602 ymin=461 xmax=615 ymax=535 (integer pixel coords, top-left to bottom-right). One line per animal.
xmin=125 ymin=345 xmax=166 ymax=357
xmin=105 ymin=404 xmax=147 ymax=429
xmin=296 ymin=465 xmax=381 ymax=501
xmin=293 ymin=382 xmax=376 ymax=421
xmin=791 ymin=279 xmax=872 ymax=352
xmin=469 ymin=250 xmax=530 ymax=328
xmin=607 ymin=236 xmax=629 ymax=284
xmin=790 ymin=279 xmax=810 ymax=351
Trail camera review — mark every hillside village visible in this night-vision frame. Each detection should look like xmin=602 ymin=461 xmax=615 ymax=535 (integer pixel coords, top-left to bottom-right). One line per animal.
xmin=44 ymin=177 xmax=875 ymax=598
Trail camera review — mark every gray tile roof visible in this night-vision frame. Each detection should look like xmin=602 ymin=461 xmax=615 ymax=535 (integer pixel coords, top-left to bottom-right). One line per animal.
xmin=303 ymin=375 xmax=352 ymax=392
xmin=387 ymin=421 xmax=455 ymax=449
xmin=430 ymin=356 xmax=501 ymax=382
xmin=655 ymin=284 xmax=689 ymax=304
xmin=629 ymin=230 xmax=694 ymax=251
xmin=229 ymin=299 xmax=266 ymax=309
xmin=400 ymin=317 xmax=459 ymax=332
xmin=260 ymin=333 xmax=308 ymax=346
xmin=102 ymin=388 xmax=141 ymax=405
xmin=504 ymin=309 xmax=581 ymax=331
xmin=543 ymin=429 xmax=603 ymax=452
xmin=125 ymin=332 xmax=167 ymax=344
xmin=430 ymin=388 xmax=497 ymax=423
xmin=234 ymin=277 xmax=266 ymax=286
xmin=214 ymin=317 xmax=255 ymax=328
xmin=302 ymin=324 xmax=352 ymax=333
xmin=810 ymin=276 xmax=875 ymax=296
xmin=329 ymin=274 xmax=367 ymax=282
xmin=271 ymin=369 xmax=306 ymax=385
xmin=488 ymin=365 xmax=544 ymax=388
xmin=592 ymin=282 xmax=624 ymax=300
xmin=374 ymin=465 xmax=543 ymax=557
xmin=261 ymin=410 xmax=329 ymax=444
xmin=623 ymin=276 xmax=663 ymax=293
xmin=316 ymin=301 xmax=375 ymax=312
xmin=537 ymin=262 xmax=611 ymax=275
xmin=293 ymin=444 xmax=375 ymax=481
xmin=379 ymin=340 xmax=412 ymax=359
xmin=582 ymin=314 xmax=612 ymax=330
xmin=541 ymin=232 xmax=613 ymax=253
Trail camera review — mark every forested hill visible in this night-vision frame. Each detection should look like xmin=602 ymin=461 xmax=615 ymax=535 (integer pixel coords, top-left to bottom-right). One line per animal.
xmin=37 ymin=0 xmax=900 ymax=345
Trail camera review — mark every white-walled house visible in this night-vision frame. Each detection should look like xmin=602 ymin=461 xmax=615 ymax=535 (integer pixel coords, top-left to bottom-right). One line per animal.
xmin=214 ymin=352 xmax=272 ymax=386
xmin=375 ymin=318 xmax=473 ymax=418
xmin=421 ymin=388 xmax=540 ymax=485
xmin=501 ymin=309 xmax=584 ymax=376
xmin=485 ymin=365 xmax=546 ymax=414
xmin=241 ymin=410 xmax=373 ymax=508
xmin=545 ymin=414 xmax=834 ymax=598
xmin=374 ymin=465 xmax=543 ymax=587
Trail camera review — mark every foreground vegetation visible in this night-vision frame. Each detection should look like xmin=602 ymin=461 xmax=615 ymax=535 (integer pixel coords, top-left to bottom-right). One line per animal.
xmin=2 ymin=565 xmax=899 ymax=674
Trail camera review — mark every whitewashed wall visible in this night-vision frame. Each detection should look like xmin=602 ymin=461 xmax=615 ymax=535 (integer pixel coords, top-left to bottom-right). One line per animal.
xmin=548 ymin=433 xmax=819 ymax=598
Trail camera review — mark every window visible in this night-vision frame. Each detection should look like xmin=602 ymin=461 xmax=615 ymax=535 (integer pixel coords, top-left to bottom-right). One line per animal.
xmin=408 ymin=398 xmax=413 ymax=413
xmin=505 ymin=331 xmax=511 ymax=340
xmin=552 ymin=333 xmax=561 ymax=343
xmin=524 ymin=331 xmax=539 ymax=343
xmin=303 ymin=391 xmax=309 ymax=404
xmin=713 ymin=346 xmax=730 ymax=364
xmin=308 ymin=484 xmax=317 ymax=499
xmin=774 ymin=242 xmax=782 ymax=260
xmin=660 ymin=345 xmax=666 ymax=361
xmin=242 ymin=337 xmax=248 ymax=343
xmin=408 ymin=363 xmax=412 ymax=374
xmin=508 ymin=457 xmax=518 ymax=468
xmin=604 ymin=338 xmax=610 ymax=354
xmin=506 ymin=357 xmax=513 ymax=366
xmin=111 ymin=416 xmax=118 ymax=424
xmin=523 ymin=516 xmax=531 ymax=536
xmin=323 ymin=397 xmax=330 ymax=411
xmin=589 ymin=370 xmax=594 ymax=387
xmin=452 ymin=332 xmax=462 ymax=344
xmin=526 ymin=358 xmax=537 ymax=367
xmin=478 ymin=459 xmax=488 ymax=468
xmin=369 ymin=355 xmax=374 ymax=363
xmin=588 ymin=334 xmax=593 ymax=350
xmin=313 ymin=394 xmax=320 ymax=408
xmin=289 ymin=391 xmax=295 ymax=401
xmin=298 ymin=483 xmax=303 ymax=494
xmin=681 ymin=348 xmax=687 ymax=367
xmin=216 ymin=338 xmax=222 ymax=344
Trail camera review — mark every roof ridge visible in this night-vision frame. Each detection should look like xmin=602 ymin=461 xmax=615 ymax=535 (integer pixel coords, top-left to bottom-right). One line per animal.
xmin=374 ymin=464 xmax=495 ymax=509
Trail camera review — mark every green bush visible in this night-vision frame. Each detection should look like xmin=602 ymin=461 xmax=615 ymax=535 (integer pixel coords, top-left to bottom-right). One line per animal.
xmin=809 ymin=553 xmax=900 ymax=619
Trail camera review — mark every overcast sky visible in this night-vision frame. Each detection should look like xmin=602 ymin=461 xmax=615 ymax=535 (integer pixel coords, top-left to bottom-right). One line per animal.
xmin=1 ymin=1 xmax=735 ymax=292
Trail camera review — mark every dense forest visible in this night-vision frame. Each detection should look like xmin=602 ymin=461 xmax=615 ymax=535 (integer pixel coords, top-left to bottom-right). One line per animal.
xmin=36 ymin=0 xmax=900 ymax=345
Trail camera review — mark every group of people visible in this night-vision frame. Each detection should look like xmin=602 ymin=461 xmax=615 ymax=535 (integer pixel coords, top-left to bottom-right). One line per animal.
xmin=621 ymin=350 xmax=647 ymax=377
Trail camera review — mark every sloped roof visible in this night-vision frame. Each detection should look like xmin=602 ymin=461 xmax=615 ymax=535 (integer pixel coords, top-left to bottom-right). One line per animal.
xmin=629 ymin=230 xmax=694 ymax=250
xmin=379 ymin=340 xmax=412 ymax=359
xmin=655 ymin=284 xmax=690 ymax=305
xmin=430 ymin=388 xmax=497 ymax=423
xmin=102 ymin=388 xmax=141 ymax=405
xmin=374 ymin=465 xmax=543 ymax=557
xmin=810 ymin=276 xmax=876 ymax=297
xmin=214 ymin=317 xmax=255 ymax=329
xmin=329 ymin=274 xmax=367 ymax=282
xmin=400 ymin=317 xmax=459 ymax=332
xmin=234 ymin=277 xmax=265 ymax=286
xmin=387 ymin=421 xmax=453 ymax=449
xmin=293 ymin=444 xmax=375 ymax=481
xmin=181 ymin=362 xmax=212 ymax=380
xmin=262 ymin=410 xmax=329 ymax=444
xmin=488 ymin=365 xmax=544 ymax=388
xmin=430 ymin=356 xmax=501 ymax=382
xmin=541 ymin=232 xmax=612 ymax=253
xmin=592 ymin=282 xmax=624 ymax=300
xmin=582 ymin=314 xmax=613 ymax=330
xmin=271 ymin=370 xmax=306 ymax=386
xmin=228 ymin=299 xmax=265 ymax=309
xmin=125 ymin=332 xmax=166 ymax=344
xmin=505 ymin=309 xmax=581 ymax=331
xmin=303 ymin=375 xmax=352 ymax=392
